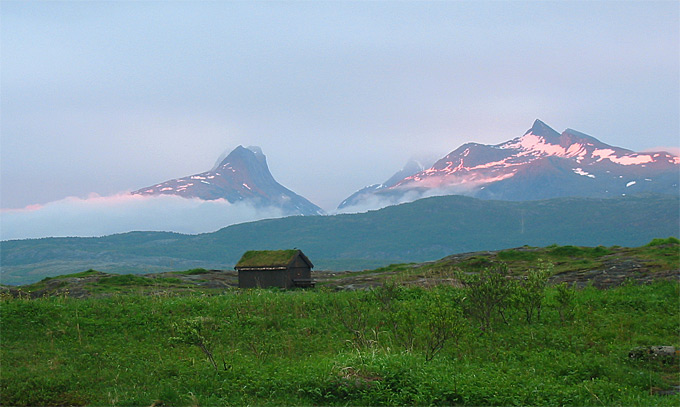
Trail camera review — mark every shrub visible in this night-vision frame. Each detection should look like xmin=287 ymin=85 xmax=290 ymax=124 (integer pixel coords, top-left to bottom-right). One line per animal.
xmin=421 ymin=289 xmax=465 ymax=361
xmin=458 ymin=264 xmax=516 ymax=332
xmin=176 ymin=268 xmax=209 ymax=275
xmin=514 ymin=263 xmax=551 ymax=324
xmin=497 ymin=249 xmax=539 ymax=261
xmin=96 ymin=274 xmax=152 ymax=286
xmin=170 ymin=316 xmax=220 ymax=370
xmin=554 ymin=282 xmax=576 ymax=324
xmin=549 ymin=245 xmax=611 ymax=258
xmin=646 ymin=237 xmax=680 ymax=247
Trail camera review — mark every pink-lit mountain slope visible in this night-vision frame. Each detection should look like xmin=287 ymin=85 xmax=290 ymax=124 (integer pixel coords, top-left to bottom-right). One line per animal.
xmin=338 ymin=120 xmax=679 ymax=210
xmin=133 ymin=146 xmax=324 ymax=216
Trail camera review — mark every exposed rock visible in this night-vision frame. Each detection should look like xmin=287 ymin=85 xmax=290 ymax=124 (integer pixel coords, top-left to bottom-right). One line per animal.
xmin=629 ymin=346 xmax=679 ymax=361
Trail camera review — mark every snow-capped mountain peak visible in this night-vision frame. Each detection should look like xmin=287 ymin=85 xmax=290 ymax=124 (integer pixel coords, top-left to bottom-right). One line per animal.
xmin=500 ymin=120 xmax=596 ymax=160
xmin=338 ymin=119 xmax=679 ymax=210
xmin=525 ymin=119 xmax=561 ymax=140
xmin=133 ymin=146 xmax=324 ymax=216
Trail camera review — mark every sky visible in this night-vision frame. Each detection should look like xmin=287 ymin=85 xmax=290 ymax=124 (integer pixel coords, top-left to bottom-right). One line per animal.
xmin=1 ymin=1 xmax=679 ymax=238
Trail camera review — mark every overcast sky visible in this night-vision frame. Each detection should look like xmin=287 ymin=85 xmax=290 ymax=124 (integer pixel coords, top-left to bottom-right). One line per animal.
xmin=2 ymin=1 xmax=679 ymax=214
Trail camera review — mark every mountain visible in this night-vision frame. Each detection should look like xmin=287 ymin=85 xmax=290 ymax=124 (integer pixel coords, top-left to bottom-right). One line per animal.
xmin=338 ymin=159 xmax=427 ymax=210
xmin=132 ymin=145 xmax=324 ymax=216
xmin=339 ymin=120 xmax=679 ymax=210
xmin=2 ymin=194 xmax=677 ymax=285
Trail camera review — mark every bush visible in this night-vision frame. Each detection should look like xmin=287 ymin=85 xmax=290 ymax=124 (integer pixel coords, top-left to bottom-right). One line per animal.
xmin=554 ymin=282 xmax=576 ymax=323
xmin=96 ymin=274 xmax=152 ymax=286
xmin=549 ymin=245 xmax=611 ymax=258
xmin=514 ymin=264 xmax=551 ymax=324
xmin=646 ymin=237 xmax=680 ymax=247
xmin=497 ymin=249 xmax=539 ymax=261
xmin=176 ymin=268 xmax=209 ymax=275
xmin=458 ymin=264 xmax=516 ymax=332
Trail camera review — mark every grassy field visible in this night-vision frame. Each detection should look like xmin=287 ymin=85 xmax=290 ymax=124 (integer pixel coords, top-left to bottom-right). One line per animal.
xmin=2 ymin=275 xmax=679 ymax=405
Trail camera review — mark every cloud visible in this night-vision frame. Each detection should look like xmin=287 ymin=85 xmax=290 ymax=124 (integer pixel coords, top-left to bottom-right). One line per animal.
xmin=334 ymin=184 xmax=480 ymax=215
xmin=0 ymin=194 xmax=286 ymax=240
xmin=643 ymin=146 xmax=680 ymax=156
xmin=333 ymin=190 xmax=423 ymax=215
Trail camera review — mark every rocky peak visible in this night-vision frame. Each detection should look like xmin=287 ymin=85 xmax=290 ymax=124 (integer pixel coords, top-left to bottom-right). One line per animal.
xmin=132 ymin=146 xmax=324 ymax=216
xmin=525 ymin=119 xmax=561 ymax=141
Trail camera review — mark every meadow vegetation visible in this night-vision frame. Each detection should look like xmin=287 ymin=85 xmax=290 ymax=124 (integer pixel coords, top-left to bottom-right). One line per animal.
xmin=2 ymin=266 xmax=678 ymax=406
xmin=412 ymin=237 xmax=680 ymax=282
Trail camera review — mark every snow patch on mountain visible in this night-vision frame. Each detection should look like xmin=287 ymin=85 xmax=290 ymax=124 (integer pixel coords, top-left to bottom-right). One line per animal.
xmin=503 ymin=133 xmax=573 ymax=157
xmin=573 ymin=168 xmax=596 ymax=178
xmin=592 ymin=149 xmax=655 ymax=165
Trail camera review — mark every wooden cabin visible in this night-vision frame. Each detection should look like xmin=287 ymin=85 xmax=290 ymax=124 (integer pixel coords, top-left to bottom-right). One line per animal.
xmin=235 ymin=250 xmax=314 ymax=289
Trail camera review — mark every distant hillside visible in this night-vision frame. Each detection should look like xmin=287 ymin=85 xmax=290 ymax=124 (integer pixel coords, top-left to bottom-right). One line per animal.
xmin=1 ymin=194 xmax=678 ymax=285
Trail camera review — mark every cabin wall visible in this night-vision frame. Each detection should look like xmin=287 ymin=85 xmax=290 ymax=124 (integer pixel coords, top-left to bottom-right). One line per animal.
xmin=291 ymin=257 xmax=308 ymax=268
xmin=291 ymin=257 xmax=312 ymax=280
xmin=290 ymin=266 xmax=311 ymax=280
xmin=238 ymin=270 xmax=293 ymax=289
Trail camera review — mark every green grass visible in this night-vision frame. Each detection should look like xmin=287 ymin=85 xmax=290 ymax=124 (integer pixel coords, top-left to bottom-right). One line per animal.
xmin=17 ymin=269 xmax=106 ymax=294
xmin=415 ymin=239 xmax=678 ymax=281
xmin=497 ymin=247 xmax=540 ymax=261
xmin=2 ymin=281 xmax=678 ymax=406
xmin=95 ymin=274 xmax=155 ymax=286
xmin=369 ymin=263 xmax=417 ymax=274
xmin=170 ymin=268 xmax=210 ymax=275
xmin=637 ymin=238 xmax=680 ymax=270
xmin=547 ymin=245 xmax=612 ymax=258
xmin=83 ymin=275 xmax=194 ymax=295
xmin=235 ymin=250 xmax=300 ymax=268
xmin=457 ymin=255 xmax=494 ymax=270
xmin=646 ymin=237 xmax=680 ymax=247
xmin=42 ymin=269 xmax=103 ymax=280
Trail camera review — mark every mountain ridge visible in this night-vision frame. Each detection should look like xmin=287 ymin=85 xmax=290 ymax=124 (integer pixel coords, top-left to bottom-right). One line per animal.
xmin=339 ymin=119 xmax=679 ymax=210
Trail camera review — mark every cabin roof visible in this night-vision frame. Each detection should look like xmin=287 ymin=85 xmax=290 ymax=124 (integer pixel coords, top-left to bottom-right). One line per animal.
xmin=235 ymin=249 xmax=313 ymax=270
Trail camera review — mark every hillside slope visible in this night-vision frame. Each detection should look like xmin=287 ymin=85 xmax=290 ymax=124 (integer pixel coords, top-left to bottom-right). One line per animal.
xmin=1 ymin=194 xmax=677 ymax=285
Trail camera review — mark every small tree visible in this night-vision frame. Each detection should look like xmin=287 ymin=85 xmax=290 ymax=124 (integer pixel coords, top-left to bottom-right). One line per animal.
xmin=331 ymin=293 xmax=382 ymax=351
xmin=389 ymin=302 xmax=418 ymax=352
xmin=373 ymin=282 xmax=418 ymax=352
xmin=170 ymin=317 xmax=219 ymax=371
xmin=554 ymin=282 xmax=576 ymax=324
xmin=458 ymin=264 xmax=515 ymax=332
xmin=514 ymin=263 xmax=551 ymax=324
xmin=422 ymin=289 xmax=465 ymax=361
xmin=372 ymin=280 xmax=401 ymax=313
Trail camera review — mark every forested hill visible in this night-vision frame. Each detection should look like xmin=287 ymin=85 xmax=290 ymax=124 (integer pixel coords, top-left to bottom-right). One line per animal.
xmin=2 ymin=194 xmax=678 ymax=285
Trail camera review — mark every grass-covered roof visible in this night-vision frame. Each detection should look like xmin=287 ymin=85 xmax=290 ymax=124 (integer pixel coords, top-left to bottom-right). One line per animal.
xmin=235 ymin=250 xmax=312 ymax=269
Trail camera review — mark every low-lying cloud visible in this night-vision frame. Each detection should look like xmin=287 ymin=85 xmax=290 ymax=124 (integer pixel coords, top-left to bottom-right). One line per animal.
xmin=335 ymin=185 xmax=478 ymax=215
xmin=0 ymin=194 xmax=286 ymax=240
